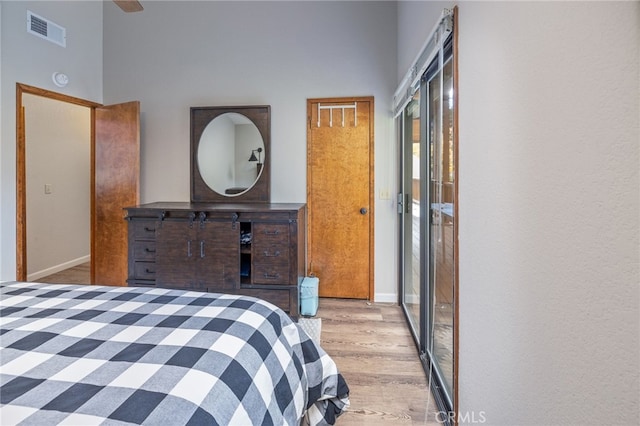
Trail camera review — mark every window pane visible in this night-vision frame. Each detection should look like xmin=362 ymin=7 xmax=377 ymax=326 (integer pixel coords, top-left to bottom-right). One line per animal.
xmin=428 ymin=57 xmax=455 ymax=398
xmin=402 ymin=91 xmax=422 ymax=333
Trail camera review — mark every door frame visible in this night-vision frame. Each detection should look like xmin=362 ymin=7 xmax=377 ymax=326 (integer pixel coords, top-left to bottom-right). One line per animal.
xmin=16 ymin=83 xmax=100 ymax=281
xmin=306 ymin=96 xmax=375 ymax=300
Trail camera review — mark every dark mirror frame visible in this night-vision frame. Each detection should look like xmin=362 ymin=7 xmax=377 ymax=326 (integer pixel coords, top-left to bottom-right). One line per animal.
xmin=191 ymin=105 xmax=271 ymax=203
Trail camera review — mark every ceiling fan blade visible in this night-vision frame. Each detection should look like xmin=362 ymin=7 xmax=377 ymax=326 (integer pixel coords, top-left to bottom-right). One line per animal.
xmin=113 ymin=0 xmax=143 ymax=13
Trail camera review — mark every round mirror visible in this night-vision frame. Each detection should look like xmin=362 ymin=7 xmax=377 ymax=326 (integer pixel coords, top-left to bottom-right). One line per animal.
xmin=191 ymin=105 xmax=270 ymax=203
xmin=197 ymin=112 xmax=265 ymax=197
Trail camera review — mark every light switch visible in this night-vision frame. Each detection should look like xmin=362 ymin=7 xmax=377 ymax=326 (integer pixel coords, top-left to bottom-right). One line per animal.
xmin=44 ymin=184 xmax=53 ymax=194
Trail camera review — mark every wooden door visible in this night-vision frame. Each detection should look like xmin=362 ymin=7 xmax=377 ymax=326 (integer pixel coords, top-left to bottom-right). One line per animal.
xmin=156 ymin=219 xmax=239 ymax=292
xmin=94 ymin=101 xmax=140 ymax=285
xmin=307 ymin=97 xmax=374 ymax=299
xmin=198 ymin=221 xmax=239 ymax=291
xmin=156 ymin=221 xmax=198 ymax=289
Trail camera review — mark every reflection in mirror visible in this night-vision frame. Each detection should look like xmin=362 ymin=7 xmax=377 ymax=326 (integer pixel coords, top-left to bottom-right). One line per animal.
xmin=197 ymin=113 xmax=264 ymax=196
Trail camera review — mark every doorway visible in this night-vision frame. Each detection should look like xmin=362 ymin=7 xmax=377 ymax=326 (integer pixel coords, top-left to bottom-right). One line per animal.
xmin=398 ymin=21 xmax=457 ymax=418
xmin=306 ymin=97 xmax=374 ymax=299
xmin=22 ymin=94 xmax=91 ymax=282
xmin=16 ymin=83 xmax=140 ymax=286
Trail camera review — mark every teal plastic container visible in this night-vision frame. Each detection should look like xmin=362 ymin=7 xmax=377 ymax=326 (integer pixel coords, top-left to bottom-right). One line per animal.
xmin=300 ymin=277 xmax=319 ymax=316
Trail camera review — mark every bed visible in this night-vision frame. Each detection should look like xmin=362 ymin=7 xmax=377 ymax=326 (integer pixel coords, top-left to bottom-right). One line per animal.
xmin=0 ymin=282 xmax=349 ymax=425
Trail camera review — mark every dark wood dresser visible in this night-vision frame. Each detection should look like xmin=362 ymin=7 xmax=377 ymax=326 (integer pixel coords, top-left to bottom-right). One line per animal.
xmin=124 ymin=202 xmax=306 ymax=317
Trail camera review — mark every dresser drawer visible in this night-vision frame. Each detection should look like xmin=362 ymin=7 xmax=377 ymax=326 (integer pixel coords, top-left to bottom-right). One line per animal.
xmin=253 ymin=260 xmax=289 ymax=284
xmin=252 ymin=223 xmax=289 ymax=246
xmin=252 ymin=223 xmax=290 ymax=284
xmin=132 ymin=241 xmax=156 ymax=260
xmin=133 ymin=261 xmax=156 ymax=280
xmin=255 ymin=242 xmax=287 ymax=260
xmin=131 ymin=221 xmax=158 ymax=240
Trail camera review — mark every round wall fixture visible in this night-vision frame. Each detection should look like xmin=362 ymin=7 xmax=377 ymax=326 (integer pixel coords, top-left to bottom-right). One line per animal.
xmin=52 ymin=72 xmax=69 ymax=87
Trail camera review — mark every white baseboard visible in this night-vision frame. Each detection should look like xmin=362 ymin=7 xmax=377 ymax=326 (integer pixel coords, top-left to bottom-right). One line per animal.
xmin=373 ymin=292 xmax=398 ymax=303
xmin=28 ymin=255 xmax=90 ymax=282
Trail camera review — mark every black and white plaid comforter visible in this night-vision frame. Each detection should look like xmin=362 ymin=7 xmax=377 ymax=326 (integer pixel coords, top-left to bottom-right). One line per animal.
xmin=0 ymin=282 xmax=349 ymax=425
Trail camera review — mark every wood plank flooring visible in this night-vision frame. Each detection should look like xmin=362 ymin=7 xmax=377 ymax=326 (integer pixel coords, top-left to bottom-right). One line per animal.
xmin=317 ymin=298 xmax=441 ymax=425
xmin=38 ymin=264 xmax=441 ymax=425
xmin=38 ymin=262 xmax=91 ymax=284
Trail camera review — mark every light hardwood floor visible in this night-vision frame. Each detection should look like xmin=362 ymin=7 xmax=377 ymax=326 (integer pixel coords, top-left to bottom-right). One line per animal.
xmin=39 ymin=264 xmax=441 ymax=425
xmin=38 ymin=262 xmax=91 ymax=284
xmin=317 ymin=298 xmax=441 ymax=425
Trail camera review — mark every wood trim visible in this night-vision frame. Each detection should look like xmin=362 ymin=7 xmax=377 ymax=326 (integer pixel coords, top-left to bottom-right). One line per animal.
xmin=90 ymin=108 xmax=97 ymax=284
xmin=17 ymin=83 xmax=101 ymax=109
xmin=15 ymin=83 xmax=101 ymax=281
xmin=306 ymin=96 xmax=375 ymax=300
xmin=452 ymin=5 xmax=460 ymax=423
xmin=16 ymin=99 xmax=26 ymax=281
xmin=367 ymin=98 xmax=375 ymax=301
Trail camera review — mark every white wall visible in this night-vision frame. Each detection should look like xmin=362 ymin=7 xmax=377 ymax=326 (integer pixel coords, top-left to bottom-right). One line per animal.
xmin=24 ymin=94 xmax=91 ymax=279
xmin=102 ymin=0 xmax=399 ymax=301
xmin=199 ymin=114 xmax=236 ymax=192
xmin=0 ymin=0 xmax=103 ymax=281
xmin=397 ymin=0 xmax=453 ymax=82
xmin=400 ymin=1 xmax=639 ymax=424
xmin=234 ymin=123 xmax=262 ymax=189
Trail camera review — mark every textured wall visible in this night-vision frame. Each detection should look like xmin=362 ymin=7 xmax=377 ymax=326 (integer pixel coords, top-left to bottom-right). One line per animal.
xmin=456 ymin=2 xmax=639 ymax=424
xmin=397 ymin=0 xmax=639 ymax=423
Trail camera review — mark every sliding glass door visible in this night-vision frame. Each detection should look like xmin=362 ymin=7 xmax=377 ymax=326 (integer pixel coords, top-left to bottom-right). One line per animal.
xmin=399 ymin=35 xmax=455 ymax=414
xmin=401 ymin=90 xmax=422 ymax=336
xmin=427 ymin=51 xmax=455 ymax=402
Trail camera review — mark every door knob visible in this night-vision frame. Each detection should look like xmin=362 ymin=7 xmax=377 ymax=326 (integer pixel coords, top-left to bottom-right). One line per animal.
xmin=360 ymin=207 xmax=368 ymax=215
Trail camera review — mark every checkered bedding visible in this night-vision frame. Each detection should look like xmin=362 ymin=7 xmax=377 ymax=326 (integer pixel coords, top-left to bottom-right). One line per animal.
xmin=0 ymin=282 xmax=349 ymax=425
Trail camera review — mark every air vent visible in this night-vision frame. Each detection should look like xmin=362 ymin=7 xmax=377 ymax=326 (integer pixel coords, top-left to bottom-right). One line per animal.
xmin=27 ymin=10 xmax=66 ymax=47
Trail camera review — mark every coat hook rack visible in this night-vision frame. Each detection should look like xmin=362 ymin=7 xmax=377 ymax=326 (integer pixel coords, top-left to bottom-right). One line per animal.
xmin=317 ymin=102 xmax=357 ymax=128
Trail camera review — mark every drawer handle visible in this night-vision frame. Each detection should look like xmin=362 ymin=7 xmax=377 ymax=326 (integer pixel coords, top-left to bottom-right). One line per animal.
xmin=145 ymin=268 xmax=155 ymax=274
xmin=263 ymin=273 xmax=280 ymax=279
xmin=263 ymin=250 xmax=281 ymax=257
xmin=144 ymin=226 xmax=156 ymax=232
xmin=263 ymin=229 xmax=280 ymax=235
xmin=145 ymin=248 xmax=156 ymax=253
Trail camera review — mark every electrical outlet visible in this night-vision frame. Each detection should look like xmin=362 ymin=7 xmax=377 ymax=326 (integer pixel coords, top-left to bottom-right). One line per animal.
xmin=379 ymin=188 xmax=391 ymax=200
xmin=44 ymin=184 xmax=53 ymax=194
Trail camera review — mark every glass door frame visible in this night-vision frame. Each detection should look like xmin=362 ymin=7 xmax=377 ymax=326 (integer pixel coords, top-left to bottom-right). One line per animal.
xmin=426 ymin=40 xmax=455 ymax=408
xmin=399 ymin=88 xmax=426 ymax=346
xmin=399 ymin=33 xmax=456 ymax=421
